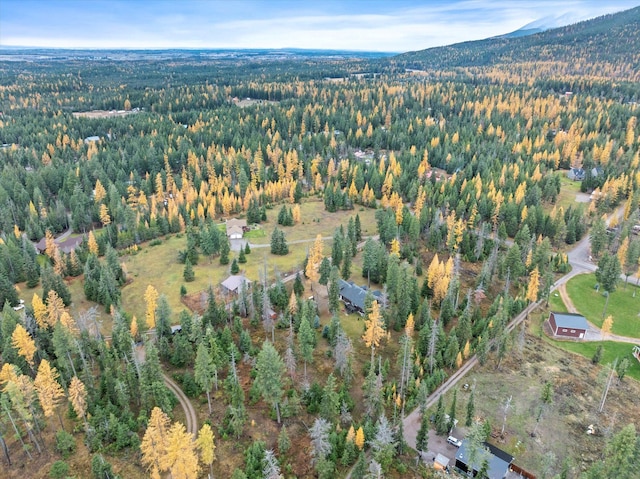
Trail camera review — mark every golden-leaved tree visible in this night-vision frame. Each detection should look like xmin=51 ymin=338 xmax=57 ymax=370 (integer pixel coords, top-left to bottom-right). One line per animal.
xmin=362 ymin=300 xmax=385 ymax=362
xmin=11 ymin=324 xmax=37 ymax=369
xmin=141 ymin=407 xmax=171 ymax=479
xmin=68 ymin=376 xmax=88 ymax=426
xmin=144 ymin=285 xmax=159 ymax=329
xmin=34 ymin=359 xmax=64 ymax=426
xmin=196 ymin=423 xmax=216 ymax=479
xmin=161 ymin=422 xmax=200 ymax=479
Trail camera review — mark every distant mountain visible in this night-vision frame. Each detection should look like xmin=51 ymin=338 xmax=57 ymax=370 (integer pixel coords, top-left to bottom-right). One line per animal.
xmin=395 ymin=6 xmax=640 ymax=75
xmin=500 ymin=11 xmax=605 ymax=39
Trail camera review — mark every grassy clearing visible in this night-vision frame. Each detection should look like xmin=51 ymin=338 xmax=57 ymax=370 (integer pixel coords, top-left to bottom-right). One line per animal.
xmin=548 ymin=291 xmax=568 ymax=313
xmin=565 ymin=273 xmax=640 ymax=337
xmin=243 ymin=228 xmax=266 ymax=239
xmin=556 ymin=173 xmax=584 ymax=210
xmin=120 ymin=234 xmax=309 ymax=323
xmin=247 ymin=197 xmax=377 ymax=245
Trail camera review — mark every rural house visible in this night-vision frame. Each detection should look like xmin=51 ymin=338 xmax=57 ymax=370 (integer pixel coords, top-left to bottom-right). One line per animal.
xmin=548 ymin=312 xmax=589 ymax=339
xmin=225 ymin=218 xmax=247 ymax=239
xmin=454 ymin=440 xmax=513 ymax=479
xmin=221 ymin=275 xmax=252 ymax=296
xmin=338 ymin=280 xmax=384 ymax=315
xmin=567 ymin=167 xmax=585 ymax=181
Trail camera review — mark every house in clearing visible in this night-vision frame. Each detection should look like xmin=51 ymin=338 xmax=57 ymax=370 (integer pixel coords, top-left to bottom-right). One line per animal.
xmin=548 ymin=312 xmax=588 ymax=339
xmin=221 ymin=275 xmax=252 ymax=296
xmin=567 ymin=167 xmax=585 ymax=181
xmin=454 ymin=440 xmax=513 ymax=479
xmin=225 ymin=218 xmax=247 ymax=239
xmin=338 ymin=280 xmax=384 ymax=315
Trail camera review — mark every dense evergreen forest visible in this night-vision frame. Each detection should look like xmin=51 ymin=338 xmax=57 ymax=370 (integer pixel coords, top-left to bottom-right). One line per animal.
xmin=0 ymin=6 xmax=639 ymax=479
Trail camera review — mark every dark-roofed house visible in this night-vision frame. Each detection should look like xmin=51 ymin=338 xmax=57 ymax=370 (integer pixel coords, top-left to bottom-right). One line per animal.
xmin=567 ymin=167 xmax=585 ymax=181
xmin=35 ymin=234 xmax=84 ymax=254
xmin=338 ymin=280 xmax=384 ymax=315
xmin=454 ymin=440 xmax=513 ymax=479
xmin=338 ymin=280 xmax=367 ymax=315
xmin=548 ymin=312 xmax=588 ymax=339
xmin=221 ymin=275 xmax=252 ymax=295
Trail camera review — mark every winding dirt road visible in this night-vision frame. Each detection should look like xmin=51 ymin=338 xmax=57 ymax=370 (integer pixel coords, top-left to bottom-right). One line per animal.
xmin=162 ymin=373 xmax=198 ymax=436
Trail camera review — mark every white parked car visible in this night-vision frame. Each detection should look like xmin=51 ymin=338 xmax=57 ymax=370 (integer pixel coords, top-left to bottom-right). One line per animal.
xmin=447 ymin=436 xmax=462 ymax=447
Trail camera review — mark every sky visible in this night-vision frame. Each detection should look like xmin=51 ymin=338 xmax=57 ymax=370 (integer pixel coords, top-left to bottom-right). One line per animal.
xmin=0 ymin=0 xmax=638 ymax=53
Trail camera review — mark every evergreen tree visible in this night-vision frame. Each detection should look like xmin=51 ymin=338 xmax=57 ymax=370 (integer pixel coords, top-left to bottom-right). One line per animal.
xmin=270 ymin=228 xmax=289 ymax=255
xmin=220 ymin=237 xmax=231 ymax=265
xmin=183 ymin=257 xmax=195 ymax=282
xmin=238 ymin=247 xmax=247 ymax=263
xmin=466 ymin=389 xmax=475 ymax=427
xmin=416 ymin=410 xmax=429 ymax=456
xmin=231 ymin=258 xmax=240 ymax=275
xmin=254 ymin=341 xmax=286 ymax=423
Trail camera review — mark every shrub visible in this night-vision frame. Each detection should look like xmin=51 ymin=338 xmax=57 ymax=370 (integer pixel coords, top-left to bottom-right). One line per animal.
xmin=49 ymin=460 xmax=69 ymax=479
xmin=55 ymin=430 xmax=76 ymax=459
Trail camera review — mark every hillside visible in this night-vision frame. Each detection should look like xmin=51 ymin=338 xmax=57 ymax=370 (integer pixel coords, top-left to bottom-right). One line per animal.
xmin=394 ymin=6 xmax=640 ymax=81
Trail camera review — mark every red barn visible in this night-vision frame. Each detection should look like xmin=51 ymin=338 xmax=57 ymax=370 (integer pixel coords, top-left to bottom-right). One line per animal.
xmin=548 ymin=312 xmax=588 ymax=339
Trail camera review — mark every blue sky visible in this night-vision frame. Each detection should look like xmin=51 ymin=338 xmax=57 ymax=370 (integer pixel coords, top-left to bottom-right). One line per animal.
xmin=0 ymin=0 xmax=638 ymax=52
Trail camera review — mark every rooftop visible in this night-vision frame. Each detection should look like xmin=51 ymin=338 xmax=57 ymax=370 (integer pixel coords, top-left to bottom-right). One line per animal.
xmin=552 ymin=312 xmax=589 ymax=330
xmin=456 ymin=440 xmax=513 ymax=479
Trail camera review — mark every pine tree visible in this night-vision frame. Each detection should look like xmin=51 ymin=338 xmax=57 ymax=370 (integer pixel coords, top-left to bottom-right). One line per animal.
xmin=278 ymin=425 xmax=291 ymax=454
xmin=298 ymin=314 xmax=315 ymax=379
xmin=183 ymin=257 xmax=195 ymax=282
xmin=194 ymin=342 xmax=216 ymax=414
xmin=466 ymin=389 xmax=475 ymax=427
xmin=254 ymin=341 xmax=286 ymax=423
xmin=238 ymin=247 xmax=247 ymax=263
xmin=231 ymin=258 xmax=240 ymax=274
xmin=416 ymin=410 xmax=429 ymax=455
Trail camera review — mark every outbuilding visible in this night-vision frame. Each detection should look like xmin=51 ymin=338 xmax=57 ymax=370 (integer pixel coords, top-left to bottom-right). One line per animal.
xmin=548 ymin=312 xmax=588 ymax=339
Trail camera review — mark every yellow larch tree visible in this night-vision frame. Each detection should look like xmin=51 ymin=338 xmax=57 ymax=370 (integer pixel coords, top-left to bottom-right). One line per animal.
xmin=305 ymin=234 xmax=324 ymax=283
xmin=346 ymin=425 xmax=355 ymax=443
xmin=292 ymin=203 xmax=301 ymax=223
xmin=601 ymin=315 xmax=614 ymax=339
xmin=526 ymin=266 xmax=540 ymax=303
xmin=390 ymin=238 xmax=401 ymax=256
xmin=34 ymin=359 xmax=64 ymax=421
xmin=145 ymin=285 xmax=159 ymax=329
xmin=46 ymin=289 xmax=66 ymax=328
xmin=141 ymin=407 xmax=171 ymax=479
xmin=355 ymin=426 xmax=365 ymax=450
xmin=87 ymin=230 xmax=99 ymax=256
xmin=405 ymin=312 xmax=415 ymax=337
xmin=161 ymin=422 xmax=200 ymax=479
xmin=617 ymin=237 xmax=629 ymax=272
xmin=45 ymin=230 xmax=57 ymax=258
xmin=32 ymin=293 xmax=48 ymax=329
xmin=94 ymin=179 xmax=107 ymax=203
xmin=12 ymin=324 xmax=37 ymax=368
xmin=68 ymin=376 xmax=88 ymax=425
xmin=99 ymin=204 xmax=111 ymax=226
xmin=362 ymin=300 xmax=385 ymax=361
xmin=196 ymin=423 xmax=216 ymax=479
xmin=0 ymin=363 xmax=20 ymax=388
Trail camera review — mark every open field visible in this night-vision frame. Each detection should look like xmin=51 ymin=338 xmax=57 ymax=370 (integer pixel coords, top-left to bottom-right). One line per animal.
xmin=565 ymin=273 xmax=640 ymax=337
xmin=246 ymin=198 xmax=377 ymax=244
xmin=72 ymin=109 xmax=139 ymax=119
xmin=556 ymin=172 xmax=590 ymax=210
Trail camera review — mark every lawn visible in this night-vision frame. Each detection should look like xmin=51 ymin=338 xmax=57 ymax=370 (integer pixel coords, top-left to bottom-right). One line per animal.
xmin=548 ymin=291 xmax=568 ymax=313
xmin=558 ymin=340 xmax=640 ymax=381
xmin=565 ymin=273 xmax=640 ymax=338
xmin=556 ymin=173 xmax=585 ymax=210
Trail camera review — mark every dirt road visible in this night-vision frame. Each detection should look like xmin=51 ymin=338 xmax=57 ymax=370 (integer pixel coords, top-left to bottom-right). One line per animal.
xmin=162 ymin=373 xmax=198 ymax=436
